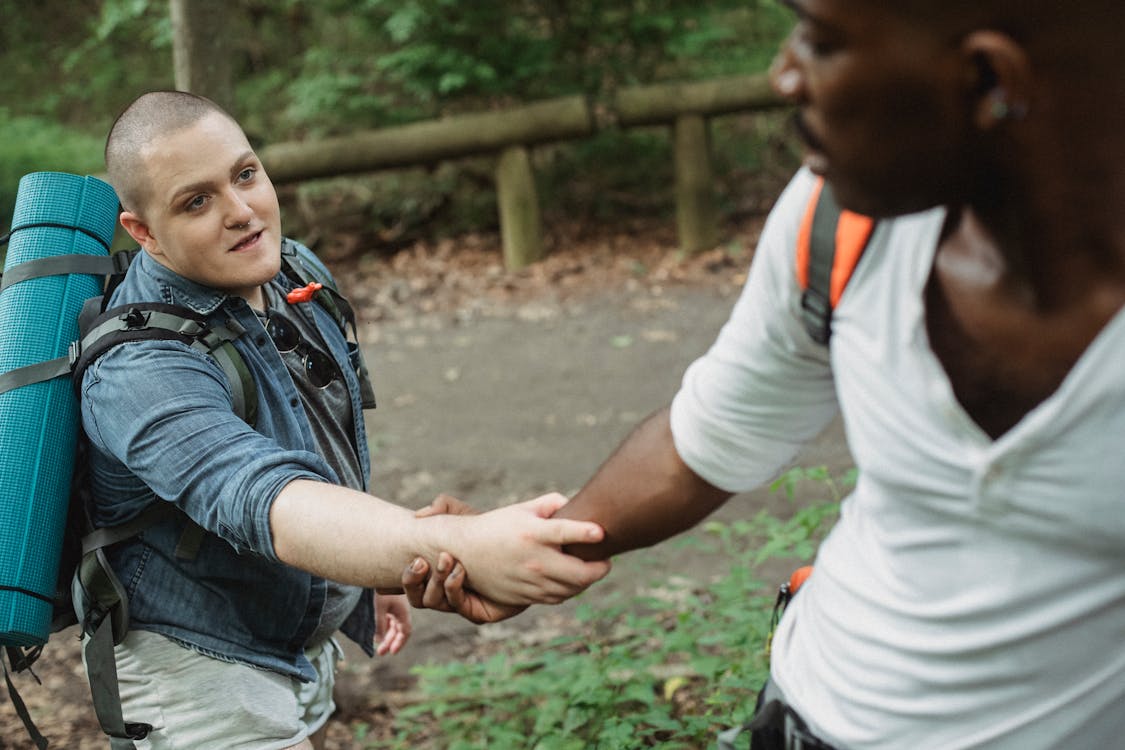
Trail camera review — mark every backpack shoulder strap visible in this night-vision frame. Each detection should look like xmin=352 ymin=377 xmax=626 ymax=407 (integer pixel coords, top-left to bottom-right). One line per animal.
xmin=73 ymin=301 xmax=258 ymax=427
xmin=795 ymin=178 xmax=877 ymax=345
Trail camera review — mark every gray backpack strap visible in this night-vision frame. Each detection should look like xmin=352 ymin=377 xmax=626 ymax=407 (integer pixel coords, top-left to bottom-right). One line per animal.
xmin=0 ymin=252 xmax=130 ymax=293
xmin=75 ymin=500 xmax=202 ymax=748
xmin=82 ymin=613 xmax=148 ymax=748
xmin=796 ymin=179 xmax=877 ymax=346
xmin=2 ymin=649 xmax=49 ymax=749
xmin=0 ymin=251 xmax=136 ymax=396
xmin=73 ymin=303 xmax=258 ymax=428
xmin=0 ymin=355 xmax=75 ymax=396
xmin=801 ymin=184 xmax=842 ymax=345
xmin=193 ymin=318 xmax=257 ymax=428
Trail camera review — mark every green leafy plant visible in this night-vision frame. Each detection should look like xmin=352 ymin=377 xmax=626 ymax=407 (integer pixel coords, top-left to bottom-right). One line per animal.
xmin=364 ymin=465 xmax=855 ymax=749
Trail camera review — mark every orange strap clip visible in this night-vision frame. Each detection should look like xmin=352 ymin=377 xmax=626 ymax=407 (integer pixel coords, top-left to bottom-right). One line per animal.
xmin=788 ymin=565 xmax=813 ymax=595
xmin=286 ymin=281 xmax=323 ymax=304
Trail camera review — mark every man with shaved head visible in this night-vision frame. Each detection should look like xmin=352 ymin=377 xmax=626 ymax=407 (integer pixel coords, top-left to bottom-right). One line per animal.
xmin=408 ymin=2 xmax=1125 ymax=747
xmin=80 ymin=91 xmax=610 ymax=749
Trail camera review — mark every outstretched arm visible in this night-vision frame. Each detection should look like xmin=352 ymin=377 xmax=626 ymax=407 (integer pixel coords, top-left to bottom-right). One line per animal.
xmin=270 ymin=481 xmax=610 ymax=605
xmin=552 ymin=406 xmax=732 ymax=560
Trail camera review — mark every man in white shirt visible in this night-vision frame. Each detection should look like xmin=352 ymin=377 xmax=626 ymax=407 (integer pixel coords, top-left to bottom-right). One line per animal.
xmin=406 ymin=1 xmax=1125 ymax=747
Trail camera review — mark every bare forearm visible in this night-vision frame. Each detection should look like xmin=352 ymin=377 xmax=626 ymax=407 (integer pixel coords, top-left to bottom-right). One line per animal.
xmin=554 ymin=407 xmax=731 ymax=560
xmin=270 ymin=479 xmax=460 ymax=589
xmin=270 ymin=479 xmax=610 ymax=605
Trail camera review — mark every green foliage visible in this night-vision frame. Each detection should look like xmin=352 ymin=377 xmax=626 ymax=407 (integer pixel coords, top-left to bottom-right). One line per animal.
xmin=267 ymin=0 xmax=792 ymax=136
xmin=1 ymin=1 xmax=793 ymax=135
xmin=0 ymin=111 xmax=106 ymax=234
xmin=0 ymin=0 xmax=171 ymax=129
xmin=368 ymin=466 xmax=853 ymax=749
xmin=538 ymin=130 xmax=676 ymax=223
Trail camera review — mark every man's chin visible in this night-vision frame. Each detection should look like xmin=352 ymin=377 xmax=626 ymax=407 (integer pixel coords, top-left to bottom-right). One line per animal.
xmin=828 ymin=177 xmax=943 ymax=220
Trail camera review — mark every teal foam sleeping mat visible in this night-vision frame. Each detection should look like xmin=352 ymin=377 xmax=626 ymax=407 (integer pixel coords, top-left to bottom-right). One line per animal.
xmin=0 ymin=172 xmax=118 ymax=646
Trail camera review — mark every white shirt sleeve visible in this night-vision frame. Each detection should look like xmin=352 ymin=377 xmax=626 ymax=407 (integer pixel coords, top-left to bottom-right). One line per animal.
xmin=669 ymin=168 xmax=841 ymax=493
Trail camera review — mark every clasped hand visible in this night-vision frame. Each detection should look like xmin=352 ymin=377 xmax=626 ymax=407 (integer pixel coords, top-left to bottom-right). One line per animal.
xmin=403 ymin=492 xmax=610 ymax=623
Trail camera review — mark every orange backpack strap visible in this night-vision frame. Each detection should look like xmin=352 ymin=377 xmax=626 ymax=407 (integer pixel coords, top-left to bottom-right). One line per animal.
xmin=795 ymin=178 xmax=876 ymax=345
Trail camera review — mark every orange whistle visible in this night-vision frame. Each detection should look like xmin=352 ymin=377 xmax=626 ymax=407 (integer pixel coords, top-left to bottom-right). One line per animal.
xmin=286 ymin=282 xmax=323 ymax=304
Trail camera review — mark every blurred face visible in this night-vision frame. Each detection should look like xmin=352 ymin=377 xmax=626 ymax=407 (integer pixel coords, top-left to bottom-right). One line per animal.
xmin=121 ymin=112 xmax=282 ymax=307
xmin=770 ymin=0 xmax=974 ymax=216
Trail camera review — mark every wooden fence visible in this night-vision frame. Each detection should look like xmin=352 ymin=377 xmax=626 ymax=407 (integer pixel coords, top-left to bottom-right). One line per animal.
xmin=259 ymin=73 xmax=785 ymax=269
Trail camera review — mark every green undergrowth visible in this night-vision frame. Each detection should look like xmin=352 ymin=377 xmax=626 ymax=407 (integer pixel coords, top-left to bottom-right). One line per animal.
xmin=361 ymin=465 xmax=855 ymax=749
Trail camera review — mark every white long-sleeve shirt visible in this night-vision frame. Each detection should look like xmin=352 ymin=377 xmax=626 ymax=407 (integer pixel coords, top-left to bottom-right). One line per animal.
xmin=670 ymin=168 xmax=1125 ymax=749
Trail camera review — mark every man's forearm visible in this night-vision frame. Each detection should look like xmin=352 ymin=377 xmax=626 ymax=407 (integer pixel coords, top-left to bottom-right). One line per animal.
xmin=554 ymin=406 xmax=732 ymax=560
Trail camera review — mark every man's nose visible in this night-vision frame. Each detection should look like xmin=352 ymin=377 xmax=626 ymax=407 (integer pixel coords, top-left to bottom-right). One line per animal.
xmin=225 ymin=190 xmax=254 ymax=228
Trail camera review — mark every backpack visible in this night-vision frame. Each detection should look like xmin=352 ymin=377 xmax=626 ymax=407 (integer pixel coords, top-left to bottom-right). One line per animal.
xmin=0 ymin=172 xmax=374 ymax=749
xmin=795 ymin=177 xmax=877 ymax=345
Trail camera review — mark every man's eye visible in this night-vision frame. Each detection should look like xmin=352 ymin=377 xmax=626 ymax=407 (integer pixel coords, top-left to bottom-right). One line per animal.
xmin=797 ymin=26 xmax=838 ymax=58
xmin=187 ymin=195 xmax=207 ymax=211
xmin=238 ymin=167 xmax=256 ymax=182
xmin=811 ymin=39 xmax=837 ymax=56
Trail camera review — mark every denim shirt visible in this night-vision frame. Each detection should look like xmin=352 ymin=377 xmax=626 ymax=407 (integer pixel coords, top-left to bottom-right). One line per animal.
xmin=80 ymin=239 xmax=375 ymax=681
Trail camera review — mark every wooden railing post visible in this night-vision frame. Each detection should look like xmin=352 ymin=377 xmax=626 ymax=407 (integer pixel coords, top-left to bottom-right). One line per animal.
xmin=673 ymin=114 xmax=717 ymax=254
xmin=496 ymin=145 xmax=544 ymax=270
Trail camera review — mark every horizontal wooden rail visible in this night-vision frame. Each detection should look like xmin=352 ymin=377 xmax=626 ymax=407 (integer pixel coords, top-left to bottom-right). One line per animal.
xmin=262 ymin=96 xmax=593 ymax=184
xmin=260 ymin=74 xmax=781 ymax=185
xmin=258 ymin=72 xmax=787 ymax=268
xmin=613 ymin=73 xmax=781 ymax=127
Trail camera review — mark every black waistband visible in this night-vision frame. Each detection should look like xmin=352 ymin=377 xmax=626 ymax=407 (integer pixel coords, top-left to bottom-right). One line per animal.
xmin=718 ymin=680 xmax=842 ymax=750
xmin=748 ymin=698 xmax=839 ymax=750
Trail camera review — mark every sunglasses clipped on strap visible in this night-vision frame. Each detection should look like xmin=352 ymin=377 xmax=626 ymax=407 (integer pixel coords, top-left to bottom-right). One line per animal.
xmin=265 ymin=312 xmax=338 ymax=389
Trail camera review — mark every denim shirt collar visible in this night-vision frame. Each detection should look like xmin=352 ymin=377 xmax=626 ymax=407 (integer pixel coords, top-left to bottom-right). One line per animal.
xmin=131 ymin=239 xmax=310 ymax=315
xmin=131 ymin=250 xmax=232 ymax=315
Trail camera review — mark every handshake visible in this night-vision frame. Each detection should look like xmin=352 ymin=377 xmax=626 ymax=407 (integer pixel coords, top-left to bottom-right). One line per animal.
xmin=396 ymin=492 xmax=613 ymax=624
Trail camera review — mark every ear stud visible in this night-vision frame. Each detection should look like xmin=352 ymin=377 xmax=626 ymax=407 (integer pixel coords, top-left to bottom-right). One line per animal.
xmin=989 ymin=88 xmax=1028 ymax=121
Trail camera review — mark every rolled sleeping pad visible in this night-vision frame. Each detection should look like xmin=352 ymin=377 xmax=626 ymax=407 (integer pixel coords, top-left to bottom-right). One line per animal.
xmin=0 ymin=172 xmax=118 ymax=646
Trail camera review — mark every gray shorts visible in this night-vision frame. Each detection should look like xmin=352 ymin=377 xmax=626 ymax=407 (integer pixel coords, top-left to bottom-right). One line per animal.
xmin=100 ymin=630 xmax=341 ymax=749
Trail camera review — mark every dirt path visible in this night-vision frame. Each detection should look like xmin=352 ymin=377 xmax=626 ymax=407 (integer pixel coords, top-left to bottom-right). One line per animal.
xmin=0 ymin=221 xmax=853 ymax=748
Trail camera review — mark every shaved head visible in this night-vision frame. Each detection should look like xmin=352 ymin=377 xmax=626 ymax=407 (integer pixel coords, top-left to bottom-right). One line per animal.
xmin=105 ymin=91 xmax=239 ymax=215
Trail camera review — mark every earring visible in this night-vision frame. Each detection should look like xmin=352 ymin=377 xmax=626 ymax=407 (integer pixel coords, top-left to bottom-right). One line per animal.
xmin=989 ymin=88 xmax=1028 ymax=121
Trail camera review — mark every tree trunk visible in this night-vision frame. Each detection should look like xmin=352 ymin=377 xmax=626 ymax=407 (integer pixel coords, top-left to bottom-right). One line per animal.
xmin=169 ymin=0 xmax=234 ymax=115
